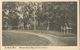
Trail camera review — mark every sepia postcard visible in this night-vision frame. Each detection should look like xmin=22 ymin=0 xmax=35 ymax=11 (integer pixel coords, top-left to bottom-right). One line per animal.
xmin=0 ymin=0 xmax=80 ymax=50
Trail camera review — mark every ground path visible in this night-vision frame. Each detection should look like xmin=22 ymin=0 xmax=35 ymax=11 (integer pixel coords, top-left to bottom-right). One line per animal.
xmin=2 ymin=30 xmax=77 ymax=46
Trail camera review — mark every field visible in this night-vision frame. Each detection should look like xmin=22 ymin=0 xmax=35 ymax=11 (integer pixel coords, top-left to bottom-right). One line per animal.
xmin=2 ymin=30 xmax=77 ymax=46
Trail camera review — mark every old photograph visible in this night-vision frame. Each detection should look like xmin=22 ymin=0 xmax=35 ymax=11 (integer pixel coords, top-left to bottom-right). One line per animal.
xmin=2 ymin=2 xmax=77 ymax=46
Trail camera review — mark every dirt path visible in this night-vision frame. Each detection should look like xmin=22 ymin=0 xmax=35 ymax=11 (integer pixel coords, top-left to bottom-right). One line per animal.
xmin=3 ymin=30 xmax=68 ymax=46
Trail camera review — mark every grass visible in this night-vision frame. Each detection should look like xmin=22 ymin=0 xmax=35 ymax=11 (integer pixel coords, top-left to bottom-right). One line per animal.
xmin=61 ymin=37 xmax=77 ymax=46
xmin=2 ymin=31 xmax=50 ymax=46
xmin=20 ymin=30 xmax=77 ymax=37
xmin=2 ymin=30 xmax=77 ymax=46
